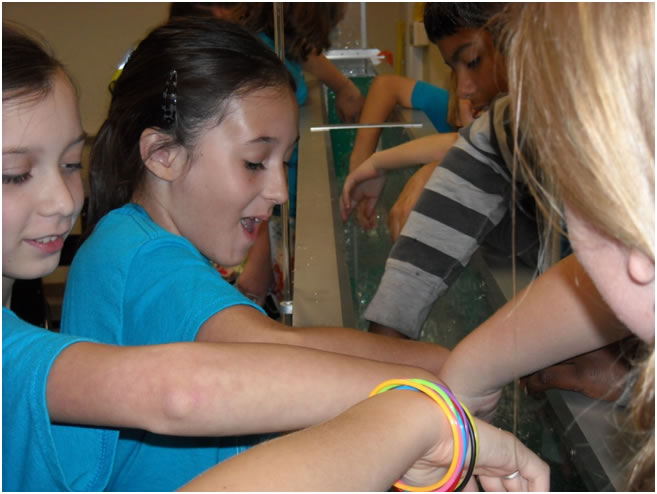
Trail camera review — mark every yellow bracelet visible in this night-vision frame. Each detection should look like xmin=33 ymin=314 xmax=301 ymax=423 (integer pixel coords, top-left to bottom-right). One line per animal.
xmin=370 ymin=379 xmax=465 ymax=491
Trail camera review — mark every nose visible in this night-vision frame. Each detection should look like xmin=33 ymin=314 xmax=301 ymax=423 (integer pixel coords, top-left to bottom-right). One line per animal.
xmin=456 ymin=70 xmax=477 ymax=101
xmin=40 ymin=169 xmax=82 ymax=220
xmin=265 ymin=163 xmax=289 ymax=206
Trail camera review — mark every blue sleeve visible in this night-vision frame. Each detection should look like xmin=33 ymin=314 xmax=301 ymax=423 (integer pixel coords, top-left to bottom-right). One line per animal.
xmin=2 ymin=308 xmax=118 ymax=491
xmin=122 ymin=236 xmax=265 ymax=346
xmin=410 ymin=80 xmax=453 ymax=133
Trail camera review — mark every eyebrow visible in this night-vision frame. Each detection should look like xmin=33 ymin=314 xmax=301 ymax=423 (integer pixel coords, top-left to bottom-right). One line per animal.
xmin=2 ymin=132 xmax=87 ymax=156
xmin=449 ymin=42 xmax=474 ymax=64
xmin=246 ymin=135 xmax=300 ymax=145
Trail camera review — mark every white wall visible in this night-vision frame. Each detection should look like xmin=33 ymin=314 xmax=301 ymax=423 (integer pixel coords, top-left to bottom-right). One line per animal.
xmin=364 ymin=2 xmax=451 ymax=88
xmin=3 ymin=2 xmax=451 ymax=134
xmin=3 ymin=2 xmax=170 ymax=134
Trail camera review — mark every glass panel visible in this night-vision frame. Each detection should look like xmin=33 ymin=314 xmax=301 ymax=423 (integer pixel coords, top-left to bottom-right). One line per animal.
xmin=322 ymin=74 xmax=590 ymax=491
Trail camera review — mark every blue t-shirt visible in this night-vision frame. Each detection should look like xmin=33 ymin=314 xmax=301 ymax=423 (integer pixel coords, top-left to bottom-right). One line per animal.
xmin=2 ymin=307 xmax=119 ymax=491
xmin=410 ymin=80 xmax=452 ymax=133
xmin=62 ymin=203 xmax=264 ymax=346
xmin=61 ymin=203 xmax=267 ymax=490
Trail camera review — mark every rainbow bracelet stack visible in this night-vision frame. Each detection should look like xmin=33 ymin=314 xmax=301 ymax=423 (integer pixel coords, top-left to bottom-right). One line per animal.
xmin=369 ymin=379 xmax=479 ymax=492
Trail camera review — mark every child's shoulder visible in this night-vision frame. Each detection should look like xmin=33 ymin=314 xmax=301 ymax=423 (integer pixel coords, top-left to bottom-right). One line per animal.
xmin=81 ymin=203 xmax=201 ymax=264
xmin=2 ymin=306 xmax=86 ymax=351
xmin=95 ymin=203 xmax=172 ymax=242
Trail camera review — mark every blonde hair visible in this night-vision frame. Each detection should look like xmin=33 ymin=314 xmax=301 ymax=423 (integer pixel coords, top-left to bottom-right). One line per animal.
xmin=504 ymin=3 xmax=654 ymax=490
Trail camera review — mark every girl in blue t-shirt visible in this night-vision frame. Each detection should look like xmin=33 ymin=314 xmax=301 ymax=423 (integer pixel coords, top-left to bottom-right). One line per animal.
xmin=168 ymin=2 xmax=366 ymax=305
xmin=2 ymin=22 xmax=547 ymax=492
xmin=65 ymin=18 xmax=451 ymax=386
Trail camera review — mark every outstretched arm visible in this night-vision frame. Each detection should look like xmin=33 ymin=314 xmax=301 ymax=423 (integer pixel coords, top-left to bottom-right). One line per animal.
xmin=196 ymin=307 xmax=449 ymax=377
xmin=439 ymin=254 xmax=630 ymax=418
xmin=340 ymin=132 xmax=458 ymax=221
xmin=47 ymin=341 xmax=439 ymax=435
xmin=180 ymin=389 xmax=550 ymax=492
xmin=342 ymin=75 xmax=419 ymax=228
xmin=302 ymin=51 xmax=364 ymax=123
xmin=349 ymin=74 xmax=418 ymax=170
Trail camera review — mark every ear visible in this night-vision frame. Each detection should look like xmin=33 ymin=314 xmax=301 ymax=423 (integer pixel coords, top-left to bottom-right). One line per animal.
xmin=628 ymin=247 xmax=655 ymax=285
xmin=139 ymin=128 xmax=188 ymax=182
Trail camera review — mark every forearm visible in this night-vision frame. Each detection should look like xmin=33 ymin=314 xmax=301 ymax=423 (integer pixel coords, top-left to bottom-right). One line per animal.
xmin=350 ymin=75 xmax=415 ymax=170
xmin=286 ymin=325 xmax=449 ymax=376
xmin=180 ymin=390 xmax=446 ymax=492
xmin=440 ymin=255 xmax=630 ymax=400
xmin=413 ymin=161 xmax=440 ymax=181
xmin=369 ymin=133 xmax=458 ymax=173
xmin=302 ymin=52 xmax=363 ymax=123
xmin=199 ymin=307 xmax=449 ymax=376
xmin=47 ymin=341 xmax=437 ymax=436
xmin=302 ymin=52 xmax=351 ymax=94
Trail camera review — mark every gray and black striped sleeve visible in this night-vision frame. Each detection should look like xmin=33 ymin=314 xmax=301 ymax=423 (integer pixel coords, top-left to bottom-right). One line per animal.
xmin=364 ymin=96 xmax=515 ymax=338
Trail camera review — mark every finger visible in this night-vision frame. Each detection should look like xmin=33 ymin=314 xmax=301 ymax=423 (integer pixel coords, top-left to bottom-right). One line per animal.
xmin=339 ymin=190 xmax=350 ymax=222
xmin=480 ymin=473 xmax=528 ymax=492
xmin=342 ymin=176 xmax=353 ymax=201
xmin=479 ymin=476 xmax=505 ymax=492
xmin=460 ymin=476 xmax=479 ymax=491
xmin=365 ymin=197 xmax=377 ymax=218
xmin=340 ymin=198 xmax=350 ymax=222
xmin=503 ymin=472 xmax=528 ymax=492
xmin=474 ymin=422 xmax=550 ymax=492
xmin=363 ymin=204 xmax=377 ymax=230
xmin=356 ymin=203 xmax=375 ymax=230
xmin=341 ymin=180 xmax=356 ymax=220
xmin=339 ymin=198 xmax=349 ymax=222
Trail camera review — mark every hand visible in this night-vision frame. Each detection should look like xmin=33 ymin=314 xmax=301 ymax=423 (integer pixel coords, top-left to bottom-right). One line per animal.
xmin=471 ymin=419 xmax=550 ymax=491
xmin=347 ymin=148 xmax=380 ymax=229
xmin=354 ymin=200 xmax=379 ymax=231
xmin=401 ymin=417 xmax=549 ymax=492
xmin=387 ymin=164 xmax=435 ymax=241
xmin=340 ymin=156 xmax=386 ymax=227
xmin=521 ymin=345 xmax=631 ymax=401
xmin=335 ymin=80 xmax=365 ymax=123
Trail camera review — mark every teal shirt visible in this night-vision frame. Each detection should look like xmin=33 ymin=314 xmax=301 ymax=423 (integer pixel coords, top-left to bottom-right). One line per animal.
xmin=2 ymin=308 xmax=119 ymax=491
xmin=61 ymin=204 xmax=267 ymax=490
xmin=410 ymin=80 xmax=453 ymax=133
xmin=62 ymin=203 xmax=264 ymax=346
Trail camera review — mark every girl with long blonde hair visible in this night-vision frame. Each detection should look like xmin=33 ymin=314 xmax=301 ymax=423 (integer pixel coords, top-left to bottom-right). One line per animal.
xmin=507 ymin=3 xmax=654 ymax=490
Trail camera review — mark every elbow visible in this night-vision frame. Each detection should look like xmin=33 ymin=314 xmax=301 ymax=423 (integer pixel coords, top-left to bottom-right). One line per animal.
xmin=148 ymin=381 xmax=203 ymax=436
xmin=162 ymin=385 xmax=201 ymax=429
xmin=148 ymin=348 xmax=214 ymax=435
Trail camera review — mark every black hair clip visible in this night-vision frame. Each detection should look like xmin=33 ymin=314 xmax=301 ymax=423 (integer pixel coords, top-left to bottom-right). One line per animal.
xmin=162 ymin=69 xmax=178 ymax=124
